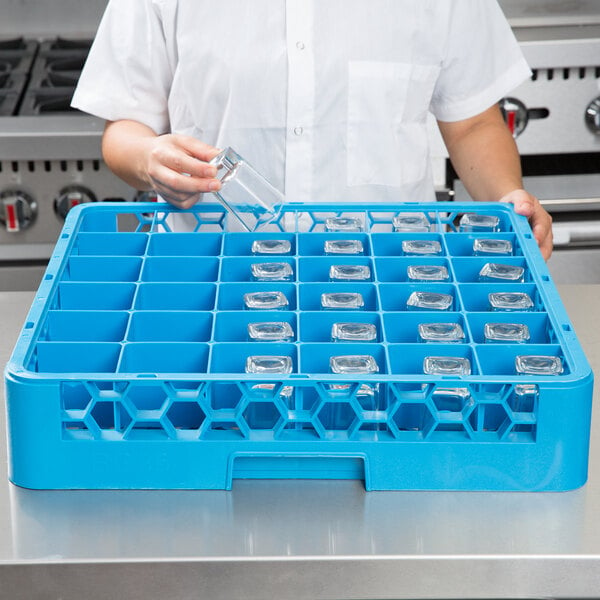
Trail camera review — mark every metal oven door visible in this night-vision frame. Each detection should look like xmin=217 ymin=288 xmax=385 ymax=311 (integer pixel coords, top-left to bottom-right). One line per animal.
xmin=0 ymin=242 xmax=52 ymax=291
xmin=0 ymin=263 xmax=46 ymax=291
xmin=530 ymin=173 xmax=600 ymax=284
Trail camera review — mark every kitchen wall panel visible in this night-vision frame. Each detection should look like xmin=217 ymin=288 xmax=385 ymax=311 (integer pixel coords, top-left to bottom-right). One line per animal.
xmin=0 ymin=0 xmax=107 ymax=37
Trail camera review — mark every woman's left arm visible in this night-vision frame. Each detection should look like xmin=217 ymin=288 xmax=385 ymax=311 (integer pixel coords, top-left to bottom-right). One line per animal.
xmin=438 ymin=104 xmax=553 ymax=259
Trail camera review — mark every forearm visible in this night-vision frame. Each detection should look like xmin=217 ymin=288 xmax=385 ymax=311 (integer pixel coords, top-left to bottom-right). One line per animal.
xmin=438 ymin=104 xmax=553 ymax=259
xmin=438 ymin=104 xmax=523 ymax=201
xmin=102 ymin=120 xmax=221 ymax=209
xmin=102 ymin=120 xmax=158 ymax=191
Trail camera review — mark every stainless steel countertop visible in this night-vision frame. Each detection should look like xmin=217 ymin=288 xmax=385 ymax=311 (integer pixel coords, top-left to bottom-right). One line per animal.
xmin=1 ymin=287 xmax=600 ymax=600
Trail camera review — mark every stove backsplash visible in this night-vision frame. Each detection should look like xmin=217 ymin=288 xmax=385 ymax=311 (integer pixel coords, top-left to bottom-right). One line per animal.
xmin=0 ymin=0 xmax=106 ymax=38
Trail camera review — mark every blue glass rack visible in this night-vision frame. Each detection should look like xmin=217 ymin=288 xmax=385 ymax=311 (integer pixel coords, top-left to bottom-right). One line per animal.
xmin=4 ymin=202 xmax=593 ymax=490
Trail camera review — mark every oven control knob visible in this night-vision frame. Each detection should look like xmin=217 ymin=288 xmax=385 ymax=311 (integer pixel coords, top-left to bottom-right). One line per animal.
xmin=499 ymin=97 xmax=528 ymax=138
xmin=585 ymin=97 xmax=600 ymax=134
xmin=0 ymin=189 xmax=37 ymax=232
xmin=134 ymin=190 xmax=159 ymax=202
xmin=54 ymin=186 xmax=97 ymax=220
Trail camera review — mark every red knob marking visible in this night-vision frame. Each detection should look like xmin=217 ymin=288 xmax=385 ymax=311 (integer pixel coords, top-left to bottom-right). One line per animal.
xmin=5 ymin=201 xmax=18 ymax=232
xmin=506 ymin=110 xmax=516 ymax=134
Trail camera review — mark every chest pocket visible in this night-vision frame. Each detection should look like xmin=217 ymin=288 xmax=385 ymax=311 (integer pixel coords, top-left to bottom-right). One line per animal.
xmin=347 ymin=61 xmax=441 ymax=188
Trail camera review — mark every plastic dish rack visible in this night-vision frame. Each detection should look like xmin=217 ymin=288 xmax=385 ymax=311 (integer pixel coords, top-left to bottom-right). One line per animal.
xmin=4 ymin=201 xmax=594 ymax=491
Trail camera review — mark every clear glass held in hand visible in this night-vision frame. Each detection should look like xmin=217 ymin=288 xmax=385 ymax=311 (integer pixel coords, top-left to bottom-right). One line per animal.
xmin=210 ymin=147 xmax=284 ymax=232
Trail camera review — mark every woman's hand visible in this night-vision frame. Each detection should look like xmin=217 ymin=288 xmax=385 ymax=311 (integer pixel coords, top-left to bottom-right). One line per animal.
xmin=438 ymin=107 xmax=553 ymax=260
xmin=144 ymin=134 xmax=222 ymax=209
xmin=500 ymin=188 xmax=553 ymax=260
xmin=102 ymin=120 xmax=222 ymax=209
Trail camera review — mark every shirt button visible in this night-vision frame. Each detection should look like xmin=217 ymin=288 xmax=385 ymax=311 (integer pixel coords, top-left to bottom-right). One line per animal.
xmin=296 ymin=41 xmax=305 ymax=50
xmin=293 ymin=126 xmax=304 ymax=136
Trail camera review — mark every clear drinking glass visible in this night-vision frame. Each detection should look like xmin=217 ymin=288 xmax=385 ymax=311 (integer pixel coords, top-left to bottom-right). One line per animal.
xmin=407 ymin=291 xmax=453 ymax=311
xmin=245 ymin=355 xmax=293 ymax=374
xmin=402 ymin=239 xmax=442 ymax=255
xmin=247 ymin=383 xmax=294 ymax=408
xmin=251 ymin=262 xmax=293 ymax=281
xmin=329 ymin=264 xmax=371 ymax=282
xmin=325 ymin=216 xmax=364 ymax=232
xmin=431 ymin=387 xmax=472 ymax=412
xmin=331 ymin=322 xmax=377 ymax=342
xmin=324 ymin=240 xmax=364 ymax=255
xmin=327 ymin=356 xmax=380 ymax=418
xmin=244 ymin=291 xmax=289 ymax=310
xmin=248 ymin=322 xmax=294 ymax=342
xmin=330 ymin=354 xmax=379 ymax=374
xmin=210 ymin=147 xmax=284 ymax=232
xmin=407 ymin=265 xmax=449 ymax=282
xmin=393 ymin=213 xmax=430 ymax=232
xmin=488 ymin=292 xmax=534 ymax=311
xmin=418 ymin=322 xmax=465 ymax=343
xmin=509 ymin=384 xmax=539 ymax=412
xmin=484 ymin=322 xmax=530 ymax=343
xmin=479 ymin=263 xmax=525 ymax=283
xmin=473 ymin=239 xmax=513 ymax=256
xmin=423 ymin=356 xmax=471 ymax=376
xmin=245 ymin=356 xmax=294 ymax=415
xmin=321 ymin=292 xmax=365 ymax=310
xmin=459 ymin=213 xmax=500 ymax=232
xmin=515 ymin=355 xmax=564 ymax=375
xmin=252 ymin=239 xmax=292 ymax=255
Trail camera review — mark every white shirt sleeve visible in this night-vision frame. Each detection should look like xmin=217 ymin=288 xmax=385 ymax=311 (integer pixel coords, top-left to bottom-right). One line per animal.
xmin=430 ymin=0 xmax=531 ymax=122
xmin=71 ymin=0 xmax=172 ymax=134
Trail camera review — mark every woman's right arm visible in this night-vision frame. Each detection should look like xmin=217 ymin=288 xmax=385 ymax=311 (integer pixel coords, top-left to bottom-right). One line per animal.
xmin=102 ymin=119 xmax=222 ymax=209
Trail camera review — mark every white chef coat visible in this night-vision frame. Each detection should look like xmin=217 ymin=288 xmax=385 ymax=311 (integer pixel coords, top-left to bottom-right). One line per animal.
xmin=72 ymin=0 xmax=530 ymax=208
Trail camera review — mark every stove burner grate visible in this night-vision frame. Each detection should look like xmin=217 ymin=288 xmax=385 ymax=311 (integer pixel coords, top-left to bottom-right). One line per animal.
xmin=4 ymin=36 xmax=93 ymax=116
xmin=21 ymin=90 xmax=79 ymax=115
xmin=0 ymin=37 xmax=37 ymax=52
xmin=0 ymin=90 xmax=21 ymax=116
xmin=39 ymin=37 xmax=92 ymax=54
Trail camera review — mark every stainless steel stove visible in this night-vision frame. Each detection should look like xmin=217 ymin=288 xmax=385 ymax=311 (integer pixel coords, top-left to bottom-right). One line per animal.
xmin=1 ymin=0 xmax=599 ymax=289
xmin=452 ymin=0 xmax=600 ymax=283
xmin=0 ymin=8 xmax=138 ymax=290
xmin=0 ymin=38 xmax=36 ymax=117
xmin=19 ymin=37 xmax=92 ymax=116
